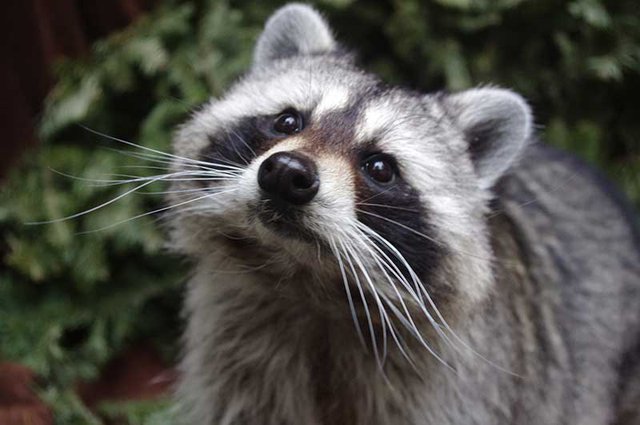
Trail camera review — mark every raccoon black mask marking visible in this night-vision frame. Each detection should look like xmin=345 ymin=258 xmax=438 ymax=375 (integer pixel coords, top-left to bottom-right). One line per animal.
xmin=169 ymin=4 xmax=640 ymax=425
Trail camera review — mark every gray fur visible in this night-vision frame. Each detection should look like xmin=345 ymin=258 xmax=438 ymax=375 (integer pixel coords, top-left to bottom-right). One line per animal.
xmin=442 ymin=88 xmax=532 ymax=189
xmin=253 ymin=3 xmax=336 ymax=68
xmin=168 ymin=4 xmax=640 ymax=425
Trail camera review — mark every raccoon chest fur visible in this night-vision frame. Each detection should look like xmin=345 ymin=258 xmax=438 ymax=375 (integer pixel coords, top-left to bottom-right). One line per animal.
xmin=170 ymin=4 xmax=640 ymax=425
xmin=180 ymin=265 xmax=452 ymax=425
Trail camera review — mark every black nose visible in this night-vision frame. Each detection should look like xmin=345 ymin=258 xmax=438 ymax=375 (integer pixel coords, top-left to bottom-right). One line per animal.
xmin=258 ymin=151 xmax=320 ymax=205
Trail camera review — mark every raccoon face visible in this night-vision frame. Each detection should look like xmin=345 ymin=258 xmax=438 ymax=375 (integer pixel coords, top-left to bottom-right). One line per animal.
xmin=169 ymin=5 xmax=532 ymax=314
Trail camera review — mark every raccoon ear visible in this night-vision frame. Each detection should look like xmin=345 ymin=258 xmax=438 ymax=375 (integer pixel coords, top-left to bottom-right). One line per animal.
xmin=253 ymin=4 xmax=336 ymax=67
xmin=444 ymin=88 xmax=533 ymax=190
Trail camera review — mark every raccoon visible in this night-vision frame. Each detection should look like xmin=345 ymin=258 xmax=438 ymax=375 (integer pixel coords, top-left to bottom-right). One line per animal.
xmin=168 ymin=4 xmax=640 ymax=425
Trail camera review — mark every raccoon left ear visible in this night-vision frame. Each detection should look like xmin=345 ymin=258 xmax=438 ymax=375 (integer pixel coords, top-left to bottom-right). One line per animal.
xmin=443 ymin=88 xmax=533 ymax=190
xmin=253 ymin=4 xmax=336 ymax=68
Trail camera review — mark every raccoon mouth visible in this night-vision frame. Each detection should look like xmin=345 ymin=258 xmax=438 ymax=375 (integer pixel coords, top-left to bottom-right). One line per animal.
xmin=255 ymin=199 xmax=316 ymax=242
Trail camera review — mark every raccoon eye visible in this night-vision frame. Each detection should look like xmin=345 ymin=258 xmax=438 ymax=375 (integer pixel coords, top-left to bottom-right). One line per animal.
xmin=362 ymin=154 xmax=396 ymax=184
xmin=273 ymin=110 xmax=303 ymax=135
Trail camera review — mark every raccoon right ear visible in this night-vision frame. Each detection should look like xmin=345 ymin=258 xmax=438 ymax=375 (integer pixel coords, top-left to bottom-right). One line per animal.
xmin=443 ymin=88 xmax=533 ymax=190
xmin=253 ymin=4 xmax=336 ymax=68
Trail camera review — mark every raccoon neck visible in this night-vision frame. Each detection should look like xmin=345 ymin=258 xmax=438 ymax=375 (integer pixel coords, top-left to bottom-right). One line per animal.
xmin=179 ymin=266 xmax=434 ymax=425
xmin=178 ymin=218 xmax=532 ymax=425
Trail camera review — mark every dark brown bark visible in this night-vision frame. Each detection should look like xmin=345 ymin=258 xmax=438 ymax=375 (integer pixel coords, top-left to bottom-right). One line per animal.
xmin=0 ymin=0 xmax=155 ymax=180
xmin=76 ymin=344 xmax=176 ymax=408
xmin=0 ymin=363 xmax=53 ymax=425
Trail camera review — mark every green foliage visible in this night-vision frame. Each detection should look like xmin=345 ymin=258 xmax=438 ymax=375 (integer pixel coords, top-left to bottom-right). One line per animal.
xmin=96 ymin=398 xmax=176 ymax=425
xmin=0 ymin=0 xmax=638 ymax=423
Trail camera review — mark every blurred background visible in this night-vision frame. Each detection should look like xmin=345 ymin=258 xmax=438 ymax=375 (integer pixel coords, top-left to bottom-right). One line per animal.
xmin=0 ymin=0 xmax=638 ymax=423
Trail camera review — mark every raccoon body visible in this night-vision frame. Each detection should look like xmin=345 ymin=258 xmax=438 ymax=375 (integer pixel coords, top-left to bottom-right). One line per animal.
xmin=169 ymin=4 xmax=640 ymax=425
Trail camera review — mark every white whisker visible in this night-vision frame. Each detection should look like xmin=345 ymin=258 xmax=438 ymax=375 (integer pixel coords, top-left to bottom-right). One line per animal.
xmin=84 ymin=126 xmax=245 ymax=174
xmin=27 ymin=174 xmax=172 ymax=225
xmin=356 ymin=208 xmax=511 ymax=265
xmin=337 ymin=238 xmax=382 ymax=372
xmin=229 ymin=129 xmax=256 ymax=158
xmin=341 ymin=235 xmax=390 ymax=366
xmin=328 ymin=236 xmax=367 ymax=350
xmin=355 ymin=221 xmax=515 ymax=375
xmin=77 ymin=188 xmax=238 ymax=234
xmin=345 ymin=231 xmax=421 ymax=370
xmin=357 ymin=202 xmax=421 ymax=213
xmin=350 ymin=224 xmax=453 ymax=371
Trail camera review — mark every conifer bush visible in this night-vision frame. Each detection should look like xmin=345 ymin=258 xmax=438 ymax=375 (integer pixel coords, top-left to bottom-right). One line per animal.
xmin=1 ymin=0 xmax=638 ymax=423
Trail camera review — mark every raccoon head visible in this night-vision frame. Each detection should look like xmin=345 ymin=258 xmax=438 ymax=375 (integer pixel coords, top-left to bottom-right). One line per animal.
xmin=169 ymin=4 xmax=532 ymax=323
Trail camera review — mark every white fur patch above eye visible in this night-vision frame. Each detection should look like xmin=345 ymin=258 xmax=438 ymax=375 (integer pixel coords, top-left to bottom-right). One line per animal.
xmin=198 ymin=71 xmax=323 ymax=131
xmin=315 ymin=87 xmax=350 ymax=116
xmin=356 ymin=102 xmax=395 ymax=141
